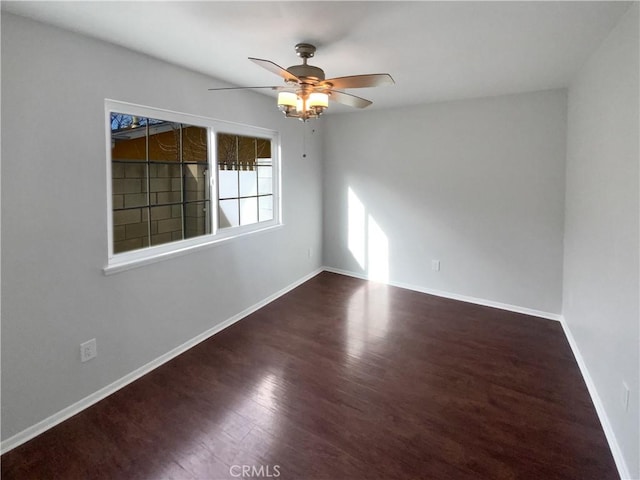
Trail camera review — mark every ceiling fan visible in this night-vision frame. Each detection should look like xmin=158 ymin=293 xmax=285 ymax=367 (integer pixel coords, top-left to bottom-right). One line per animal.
xmin=209 ymin=43 xmax=395 ymax=121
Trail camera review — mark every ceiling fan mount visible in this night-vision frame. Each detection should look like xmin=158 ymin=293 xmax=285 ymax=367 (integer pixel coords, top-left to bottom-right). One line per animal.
xmin=294 ymin=43 xmax=316 ymax=59
xmin=209 ymin=43 xmax=395 ymax=121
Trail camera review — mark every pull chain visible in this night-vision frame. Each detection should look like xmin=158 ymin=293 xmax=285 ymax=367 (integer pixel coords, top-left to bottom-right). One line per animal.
xmin=302 ymin=121 xmax=307 ymax=158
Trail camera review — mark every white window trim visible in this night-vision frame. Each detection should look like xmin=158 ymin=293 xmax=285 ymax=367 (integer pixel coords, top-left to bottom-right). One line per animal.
xmin=103 ymin=99 xmax=282 ymax=275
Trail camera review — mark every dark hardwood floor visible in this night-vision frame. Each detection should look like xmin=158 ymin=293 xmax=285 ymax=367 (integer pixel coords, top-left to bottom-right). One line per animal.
xmin=2 ymin=272 xmax=618 ymax=479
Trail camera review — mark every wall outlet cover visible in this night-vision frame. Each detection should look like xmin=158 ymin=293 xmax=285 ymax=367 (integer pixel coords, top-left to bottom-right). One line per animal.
xmin=80 ymin=338 xmax=97 ymax=363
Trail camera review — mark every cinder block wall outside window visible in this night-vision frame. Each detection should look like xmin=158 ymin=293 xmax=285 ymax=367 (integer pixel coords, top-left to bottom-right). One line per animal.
xmin=111 ymin=123 xmax=208 ymax=254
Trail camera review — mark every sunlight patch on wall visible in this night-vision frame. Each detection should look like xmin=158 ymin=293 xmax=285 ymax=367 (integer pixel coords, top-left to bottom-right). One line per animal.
xmin=348 ymin=187 xmax=366 ymax=269
xmin=367 ymin=216 xmax=389 ymax=282
xmin=347 ymin=186 xmax=389 ymax=283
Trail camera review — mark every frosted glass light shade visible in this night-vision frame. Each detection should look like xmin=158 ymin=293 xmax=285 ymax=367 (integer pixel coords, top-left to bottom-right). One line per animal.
xmin=308 ymin=92 xmax=329 ymax=108
xmin=277 ymin=92 xmax=297 ymax=108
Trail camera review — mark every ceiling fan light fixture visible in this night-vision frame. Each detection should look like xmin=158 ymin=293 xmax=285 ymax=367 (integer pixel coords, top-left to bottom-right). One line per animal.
xmin=276 ymin=91 xmax=328 ymax=121
xmin=211 ymin=44 xmax=395 ymax=123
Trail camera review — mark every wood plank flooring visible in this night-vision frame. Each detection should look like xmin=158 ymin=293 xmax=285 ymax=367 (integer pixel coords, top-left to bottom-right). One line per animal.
xmin=2 ymin=272 xmax=618 ymax=479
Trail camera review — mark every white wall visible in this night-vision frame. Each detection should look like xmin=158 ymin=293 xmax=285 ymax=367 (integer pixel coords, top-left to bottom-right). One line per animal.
xmin=563 ymin=4 xmax=639 ymax=478
xmin=323 ymin=89 xmax=567 ymax=315
xmin=1 ymin=13 xmax=323 ymax=442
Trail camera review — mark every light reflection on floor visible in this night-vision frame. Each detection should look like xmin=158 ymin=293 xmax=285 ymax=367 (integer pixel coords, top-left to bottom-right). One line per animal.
xmin=345 ymin=282 xmax=390 ymax=363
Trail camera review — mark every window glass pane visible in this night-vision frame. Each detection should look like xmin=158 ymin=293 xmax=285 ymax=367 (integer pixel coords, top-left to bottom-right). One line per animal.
xmin=111 ymin=113 xmax=151 ymax=255
xmin=150 ymin=205 xmax=182 ymax=245
xmin=219 ymin=199 xmax=239 ymax=228
xmin=256 ymin=138 xmax=271 ymax=159
xmin=122 ymin=192 xmax=147 ymax=209
xmin=218 ymin=168 xmax=238 ymax=199
xmin=113 ymin=167 xmax=146 ymax=205
xmin=185 ymin=201 xmax=210 ymax=239
xmin=184 ymin=164 xmax=207 ymax=202
xmin=259 ymin=195 xmax=273 ymax=222
xmin=217 ymin=133 xmax=237 ymax=170
xmin=257 ymin=166 xmax=272 ymax=195
xmin=148 ymin=121 xmax=180 ymax=162
xmin=150 ymin=171 xmax=178 ymax=207
xmin=240 ymin=197 xmax=258 ymax=226
xmin=182 ymin=126 xmax=207 ymax=163
xmin=238 ymin=135 xmax=256 ymax=168
xmin=239 ymin=169 xmax=258 ymax=197
xmin=216 ymin=133 xmax=273 ymax=230
xmin=113 ymin=207 xmax=148 ymax=254
xmin=112 ymin=112 xmax=148 ymax=240
xmin=111 ymin=113 xmax=147 ymax=162
xmin=148 ymin=164 xmax=178 ymax=205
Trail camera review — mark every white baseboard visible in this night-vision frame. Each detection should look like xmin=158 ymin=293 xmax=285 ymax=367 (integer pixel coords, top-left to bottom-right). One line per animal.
xmin=559 ymin=318 xmax=632 ymax=480
xmin=323 ymin=266 xmax=562 ymax=322
xmin=0 ymin=268 xmax=323 ymax=455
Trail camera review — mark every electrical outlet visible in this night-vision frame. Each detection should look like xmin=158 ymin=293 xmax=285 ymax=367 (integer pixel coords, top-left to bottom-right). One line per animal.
xmin=622 ymin=382 xmax=630 ymax=412
xmin=80 ymin=338 xmax=97 ymax=363
xmin=432 ymin=260 xmax=441 ymax=272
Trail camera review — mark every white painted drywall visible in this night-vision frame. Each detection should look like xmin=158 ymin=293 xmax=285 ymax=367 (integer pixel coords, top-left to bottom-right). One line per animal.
xmin=323 ymin=89 xmax=567 ymax=314
xmin=0 ymin=13 xmax=323 ymax=441
xmin=563 ymin=3 xmax=639 ymax=478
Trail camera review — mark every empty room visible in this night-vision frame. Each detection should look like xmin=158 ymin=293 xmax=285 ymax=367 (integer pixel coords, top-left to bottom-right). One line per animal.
xmin=1 ymin=2 xmax=638 ymax=479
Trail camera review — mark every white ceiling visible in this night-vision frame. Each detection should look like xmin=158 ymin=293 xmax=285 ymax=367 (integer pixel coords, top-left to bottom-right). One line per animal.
xmin=2 ymin=1 xmax=631 ymax=112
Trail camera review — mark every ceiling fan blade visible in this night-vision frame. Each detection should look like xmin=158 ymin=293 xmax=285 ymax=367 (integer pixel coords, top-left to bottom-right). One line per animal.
xmin=322 ymin=74 xmax=394 ymax=90
xmin=208 ymin=86 xmax=285 ymax=91
xmin=329 ymin=90 xmax=373 ymax=109
xmin=249 ymin=57 xmax=300 ymax=83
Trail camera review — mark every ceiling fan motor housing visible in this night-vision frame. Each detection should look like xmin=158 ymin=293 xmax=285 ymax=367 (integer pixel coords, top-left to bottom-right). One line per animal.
xmin=287 ymin=64 xmax=325 ymax=83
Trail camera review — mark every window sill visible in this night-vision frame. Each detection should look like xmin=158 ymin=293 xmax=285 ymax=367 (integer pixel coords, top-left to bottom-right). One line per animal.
xmin=103 ymin=223 xmax=283 ymax=276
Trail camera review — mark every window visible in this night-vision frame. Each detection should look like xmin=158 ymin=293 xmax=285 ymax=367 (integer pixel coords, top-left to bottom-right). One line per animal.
xmin=217 ymin=133 xmax=273 ymax=228
xmin=106 ymin=101 xmax=280 ymax=272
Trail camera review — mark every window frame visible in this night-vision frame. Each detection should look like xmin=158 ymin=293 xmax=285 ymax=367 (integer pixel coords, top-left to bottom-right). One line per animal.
xmin=104 ymin=99 xmax=281 ymax=274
